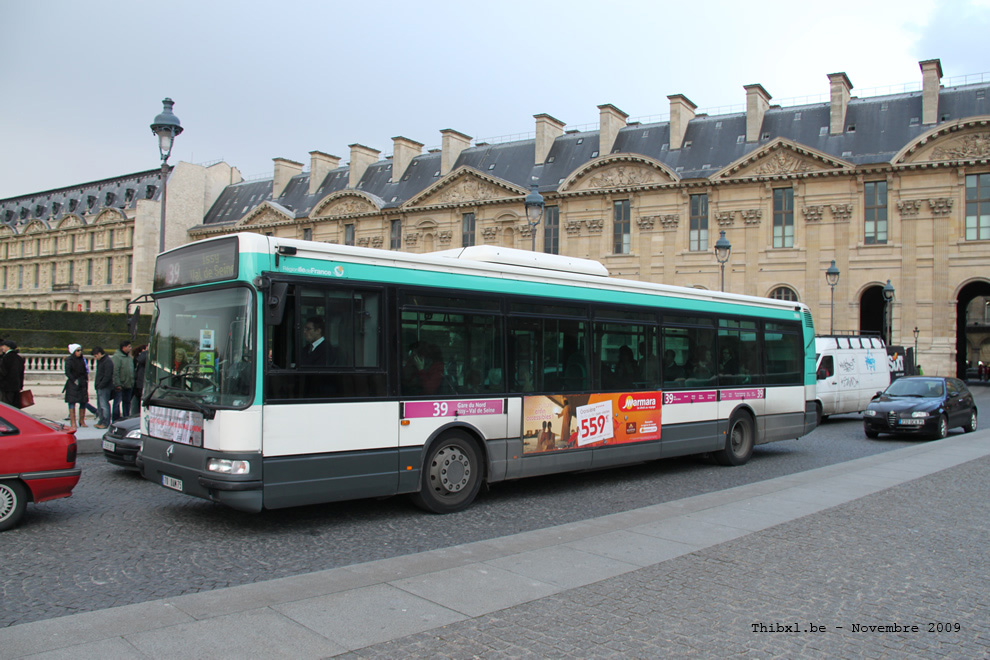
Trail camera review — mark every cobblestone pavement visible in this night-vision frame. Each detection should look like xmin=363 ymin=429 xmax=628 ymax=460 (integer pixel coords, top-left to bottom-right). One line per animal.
xmin=341 ymin=455 xmax=990 ymax=659
xmin=3 ymin=389 xmax=987 ymax=634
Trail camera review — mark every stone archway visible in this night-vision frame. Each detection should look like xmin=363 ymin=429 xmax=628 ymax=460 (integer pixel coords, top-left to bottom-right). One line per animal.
xmin=859 ymin=285 xmax=885 ymax=338
xmin=956 ymin=281 xmax=990 ymax=379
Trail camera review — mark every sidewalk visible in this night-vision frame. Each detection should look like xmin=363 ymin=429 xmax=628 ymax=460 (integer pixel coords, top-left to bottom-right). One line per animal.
xmin=1 ymin=427 xmax=987 ymax=658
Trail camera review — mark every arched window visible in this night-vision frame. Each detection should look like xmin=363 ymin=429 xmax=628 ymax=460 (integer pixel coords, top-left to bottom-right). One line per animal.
xmin=770 ymin=286 xmax=799 ymax=302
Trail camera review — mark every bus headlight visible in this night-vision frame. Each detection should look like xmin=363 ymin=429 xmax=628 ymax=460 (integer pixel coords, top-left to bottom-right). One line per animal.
xmin=207 ymin=458 xmax=251 ymax=475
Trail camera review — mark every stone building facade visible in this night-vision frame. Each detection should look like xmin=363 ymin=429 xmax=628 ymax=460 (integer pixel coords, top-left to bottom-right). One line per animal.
xmin=0 ymin=161 xmax=240 ymax=313
xmin=3 ymin=58 xmax=987 ymax=377
xmin=190 ymin=59 xmax=989 ymax=378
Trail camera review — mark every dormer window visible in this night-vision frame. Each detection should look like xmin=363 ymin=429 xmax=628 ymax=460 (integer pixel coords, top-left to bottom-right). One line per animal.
xmin=105 ymin=192 xmax=115 ymax=206
xmin=52 ymin=202 xmax=61 ymax=216
xmin=146 ymin=185 xmax=156 ymax=199
xmin=35 ymin=205 xmax=44 ymax=217
xmin=124 ymin=188 xmax=135 ymax=203
xmin=68 ymin=199 xmax=78 ymax=212
xmin=87 ymin=195 xmax=96 ymax=209
xmin=20 ymin=207 xmax=28 ymax=219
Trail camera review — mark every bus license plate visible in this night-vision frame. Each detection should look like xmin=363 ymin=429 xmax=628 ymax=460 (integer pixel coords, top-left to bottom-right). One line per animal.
xmin=162 ymin=475 xmax=183 ymax=491
xmin=102 ymin=440 xmax=116 ymax=452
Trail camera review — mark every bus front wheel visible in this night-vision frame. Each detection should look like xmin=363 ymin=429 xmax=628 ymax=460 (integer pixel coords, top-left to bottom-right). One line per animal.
xmin=714 ymin=412 xmax=754 ymax=466
xmin=411 ymin=432 xmax=482 ymax=514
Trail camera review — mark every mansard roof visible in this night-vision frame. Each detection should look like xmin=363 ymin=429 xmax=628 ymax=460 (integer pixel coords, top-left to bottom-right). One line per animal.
xmin=201 ymin=80 xmax=990 ymax=226
xmin=0 ymin=168 xmax=162 ymax=233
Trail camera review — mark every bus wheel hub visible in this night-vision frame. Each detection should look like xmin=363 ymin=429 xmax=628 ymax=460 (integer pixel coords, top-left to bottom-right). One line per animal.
xmin=433 ymin=446 xmax=470 ymax=493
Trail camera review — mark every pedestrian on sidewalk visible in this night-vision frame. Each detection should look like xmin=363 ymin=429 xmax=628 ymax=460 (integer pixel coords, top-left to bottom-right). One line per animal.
xmin=92 ymin=347 xmax=113 ymax=429
xmin=0 ymin=339 xmax=25 ymax=409
xmin=111 ymin=341 xmax=134 ymax=422
xmin=64 ymin=344 xmax=90 ymax=428
xmin=130 ymin=344 xmax=147 ymax=415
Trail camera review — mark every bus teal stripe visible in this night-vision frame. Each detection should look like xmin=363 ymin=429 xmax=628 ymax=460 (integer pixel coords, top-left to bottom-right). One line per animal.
xmin=272 ymin=254 xmax=803 ymax=322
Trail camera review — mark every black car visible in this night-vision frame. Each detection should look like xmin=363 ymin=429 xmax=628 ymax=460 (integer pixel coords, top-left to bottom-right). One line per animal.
xmin=101 ymin=416 xmax=142 ymax=469
xmin=863 ymin=376 xmax=978 ymax=439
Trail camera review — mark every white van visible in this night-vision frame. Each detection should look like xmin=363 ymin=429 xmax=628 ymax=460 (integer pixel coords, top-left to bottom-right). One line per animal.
xmin=814 ymin=336 xmax=891 ymax=422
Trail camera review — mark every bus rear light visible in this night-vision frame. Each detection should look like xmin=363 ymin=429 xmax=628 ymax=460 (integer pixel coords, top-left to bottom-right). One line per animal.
xmin=207 ymin=458 xmax=251 ymax=475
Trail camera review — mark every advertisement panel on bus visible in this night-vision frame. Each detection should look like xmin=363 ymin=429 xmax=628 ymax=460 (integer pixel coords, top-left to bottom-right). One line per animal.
xmin=522 ymin=392 xmax=662 ymax=453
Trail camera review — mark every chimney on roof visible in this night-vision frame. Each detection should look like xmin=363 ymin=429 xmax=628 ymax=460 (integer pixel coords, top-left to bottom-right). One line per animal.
xmin=309 ymin=151 xmax=340 ymax=195
xmin=391 ymin=136 xmax=423 ymax=183
xmin=667 ymin=94 xmax=697 ymax=150
xmin=920 ymin=58 xmax=943 ymax=125
xmin=273 ymin=157 xmax=303 ymax=198
xmin=534 ymin=113 xmax=565 ymax=165
xmin=440 ymin=129 xmax=472 ymax=176
xmin=598 ymin=104 xmax=628 ymax=156
xmin=828 ymin=72 xmax=853 ymax=135
xmin=348 ymin=144 xmax=380 ymax=188
xmin=744 ymin=84 xmax=771 ymax=143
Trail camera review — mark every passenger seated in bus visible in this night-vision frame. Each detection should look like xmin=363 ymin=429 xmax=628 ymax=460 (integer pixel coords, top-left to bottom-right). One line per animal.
xmin=612 ymin=345 xmax=639 ymax=388
xmin=515 ymin=362 xmax=535 ymax=392
xmin=662 ymin=349 xmax=684 ymax=383
xmin=301 ymin=317 xmax=336 ymax=366
xmin=562 ymin=335 xmax=587 ymax=389
xmin=404 ymin=342 xmax=444 ymax=395
xmin=689 ymin=347 xmax=714 ymax=381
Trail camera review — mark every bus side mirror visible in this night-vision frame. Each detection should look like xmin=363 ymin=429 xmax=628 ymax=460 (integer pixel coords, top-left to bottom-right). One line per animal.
xmin=264 ymin=282 xmax=289 ymax=326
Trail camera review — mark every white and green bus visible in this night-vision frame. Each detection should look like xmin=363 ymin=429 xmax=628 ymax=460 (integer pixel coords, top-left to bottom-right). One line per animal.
xmin=138 ymin=233 xmax=817 ymax=513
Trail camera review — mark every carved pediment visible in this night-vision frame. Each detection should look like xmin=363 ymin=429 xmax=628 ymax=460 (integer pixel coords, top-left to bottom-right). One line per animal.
xmin=238 ymin=201 xmax=294 ymax=228
xmin=405 ymin=168 xmax=524 ymax=209
xmin=24 ymin=219 xmax=50 ymax=234
xmin=715 ymin=139 xmax=851 ymax=180
xmin=897 ymin=120 xmax=990 ymax=164
xmin=313 ymin=192 xmax=381 ymax=218
xmin=92 ymin=209 xmax=125 ymax=225
xmin=561 ymin=156 xmax=675 ymax=193
xmin=0 ymin=224 xmax=16 ymax=236
xmin=58 ymin=214 xmax=89 ymax=230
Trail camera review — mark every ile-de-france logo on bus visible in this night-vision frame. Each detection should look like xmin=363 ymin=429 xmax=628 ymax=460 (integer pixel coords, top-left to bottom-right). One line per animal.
xmin=333 ymin=265 xmax=345 ymax=277
xmin=618 ymin=393 xmax=660 ymax=411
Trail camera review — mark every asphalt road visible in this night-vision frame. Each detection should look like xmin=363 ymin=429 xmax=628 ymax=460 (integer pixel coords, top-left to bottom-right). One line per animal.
xmin=3 ymin=387 xmax=988 ymax=628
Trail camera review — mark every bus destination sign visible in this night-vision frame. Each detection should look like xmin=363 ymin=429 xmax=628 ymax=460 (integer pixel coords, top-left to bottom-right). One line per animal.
xmin=154 ymin=238 xmax=238 ymax=291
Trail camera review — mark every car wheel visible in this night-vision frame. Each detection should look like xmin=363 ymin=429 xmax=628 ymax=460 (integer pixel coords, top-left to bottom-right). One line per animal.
xmin=714 ymin=412 xmax=755 ymax=466
xmin=936 ymin=415 xmax=949 ymax=439
xmin=0 ymin=480 xmax=28 ymax=532
xmin=864 ymin=428 xmax=880 ymax=439
xmin=411 ymin=432 xmax=483 ymax=514
xmin=964 ymin=410 xmax=978 ymax=433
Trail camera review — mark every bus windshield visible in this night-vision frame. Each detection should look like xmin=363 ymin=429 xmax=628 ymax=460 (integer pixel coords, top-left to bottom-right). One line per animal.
xmin=146 ymin=286 xmax=255 ymax=408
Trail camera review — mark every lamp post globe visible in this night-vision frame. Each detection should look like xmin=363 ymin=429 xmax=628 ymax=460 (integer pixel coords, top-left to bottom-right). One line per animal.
xmin=523 ymin=183 xmax=545 ymax=252
xmin=150 ymin=98 xmax=183 ymax=253
xmin=825 ymin=260 xmax=840 ymax=334
xmin=714 ymin=230 xmax=732 ymax=292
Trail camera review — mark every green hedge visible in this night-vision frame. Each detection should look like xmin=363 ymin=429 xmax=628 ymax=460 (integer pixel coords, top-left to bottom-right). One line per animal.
xmin=0 ymin=309 xmax=151 ymax=354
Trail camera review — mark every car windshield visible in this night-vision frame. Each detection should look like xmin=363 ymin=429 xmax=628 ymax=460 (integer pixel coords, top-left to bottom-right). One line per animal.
xmin=146 ymin=286 xmax=255 ymax=408
xmin=885 ymin=378 xmax=944 ymax=398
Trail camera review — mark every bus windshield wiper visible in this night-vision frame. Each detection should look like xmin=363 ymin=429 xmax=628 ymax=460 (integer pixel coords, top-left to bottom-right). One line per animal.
xmin=158 ymin=388 xmax=215 ymax=419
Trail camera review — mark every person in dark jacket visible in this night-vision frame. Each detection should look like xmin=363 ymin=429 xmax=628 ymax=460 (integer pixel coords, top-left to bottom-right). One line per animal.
xmin=92 ymin=347 xmax=113 ymax=428
xmin=0 ymin=340 xmax=26 ymax=408
xmin=64 ymin=344 xmax=90 ymax=428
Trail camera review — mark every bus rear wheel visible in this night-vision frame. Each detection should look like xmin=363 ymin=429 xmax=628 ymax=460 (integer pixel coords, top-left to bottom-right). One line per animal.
xmin=411 ymin=432 xmax=482 ymax=514
xmin=714 ymin=412 xmax=754 ymax=466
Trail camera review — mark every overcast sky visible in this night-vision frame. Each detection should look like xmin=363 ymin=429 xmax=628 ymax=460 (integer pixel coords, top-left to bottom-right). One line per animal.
xmin=1 ymin=0 xmax=988 ymax=199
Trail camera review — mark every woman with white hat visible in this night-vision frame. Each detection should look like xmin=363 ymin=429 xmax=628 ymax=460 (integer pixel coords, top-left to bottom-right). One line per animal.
xmin=64 ymin=344 xmax=90 ymax=428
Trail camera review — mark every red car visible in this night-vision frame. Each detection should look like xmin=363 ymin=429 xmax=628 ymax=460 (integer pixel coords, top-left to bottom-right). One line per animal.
xmin=0 ymin=402 xmax=81 ymax=531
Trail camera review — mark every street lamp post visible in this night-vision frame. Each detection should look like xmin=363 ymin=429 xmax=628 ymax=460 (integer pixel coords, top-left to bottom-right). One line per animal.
xmin=150 ymin=98 xmax=183 ymax=254
xmin=714 ymin=230 xmax=732 ymax=292
xmin=523 ymin=183 xmax=545 ymax=252
xmin=825 ymin=260 xmax=840 ymax=334
xmin=882 ymin=279 xmax=896 ymax=345
xmin=913 ymin=326 xmax=920 ymax=374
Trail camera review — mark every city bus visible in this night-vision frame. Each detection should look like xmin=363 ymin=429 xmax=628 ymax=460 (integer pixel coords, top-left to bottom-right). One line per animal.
xmin=137 ymin=233 xmax=817 ymax=514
